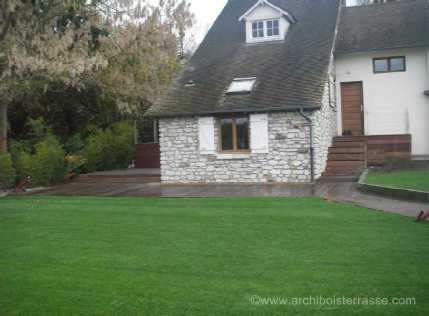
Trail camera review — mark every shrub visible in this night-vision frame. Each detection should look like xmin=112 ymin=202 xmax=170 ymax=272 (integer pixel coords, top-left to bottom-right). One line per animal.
xmin=64 ymin=134 xmax=85 ymax=155
xmin=17 ymin=135 xmax=67 ymax=186
xmin=0 ymin=154 xmax=15 ymax=189
xmin=110 ymin=122 xmax=135 ymax=167
xmin=82 ymin=122 xmax=134 ymax=172
xmin=9 ymin=140 xmax=29 ymax=158
xmin=27 ymin=118 xmax=48 ymax=141
xmin=9 ymin=118 xmax=50 ymax=164
xmin=14 ymin=150 xmax=32 ymax=181
xmin=65 ymin=155 xmax=86 ymax=175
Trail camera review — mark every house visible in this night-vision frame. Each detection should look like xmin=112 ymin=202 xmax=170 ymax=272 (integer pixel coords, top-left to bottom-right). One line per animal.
xmin=145 ymin=0 xmax=429 ymax=184
xmin=335 ymin=0 xmax=429 ymax=157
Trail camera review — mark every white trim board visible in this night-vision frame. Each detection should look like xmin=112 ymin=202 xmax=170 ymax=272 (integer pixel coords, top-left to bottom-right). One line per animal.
xmin=239 ymin=0 xmax=296 ymax=23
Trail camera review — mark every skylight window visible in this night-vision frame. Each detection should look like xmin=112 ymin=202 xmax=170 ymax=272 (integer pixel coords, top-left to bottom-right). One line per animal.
xmin=185 ymin=80 xmax=196 ymax=87
xmin=227 ymin=78 xmax=257 ymax=94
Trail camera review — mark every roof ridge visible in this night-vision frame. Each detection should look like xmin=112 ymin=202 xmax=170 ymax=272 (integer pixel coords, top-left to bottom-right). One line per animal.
xmin=343 ymin=0 xmax=425 ymax=10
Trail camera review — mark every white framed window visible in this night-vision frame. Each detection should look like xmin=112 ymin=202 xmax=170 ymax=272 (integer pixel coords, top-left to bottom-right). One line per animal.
xmin=251 ymin=19 xmax=280 ymax=39
xmin=266 ymin=19 xmax=279 ymax=37
xmin=252 ymin=21 xmax=264 ymax=38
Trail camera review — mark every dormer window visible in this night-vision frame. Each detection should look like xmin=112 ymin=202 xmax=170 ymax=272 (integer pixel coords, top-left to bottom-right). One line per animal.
xmin=239 ymin=0 xmax=296 ymax=44
xmin=252 ymin=21 xmax=264 ymax=38
xmin=252 ymin=19 xmax=280 ymax=38
xmin=266 ymin=19 xmax=280 ymax=37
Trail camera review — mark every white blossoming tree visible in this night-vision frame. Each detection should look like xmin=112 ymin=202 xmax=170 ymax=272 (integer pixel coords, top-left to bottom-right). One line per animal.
xmin=0 ymin=0 xmax=193 ymax=153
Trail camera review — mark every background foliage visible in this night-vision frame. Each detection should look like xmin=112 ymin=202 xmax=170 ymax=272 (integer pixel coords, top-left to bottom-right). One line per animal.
xmin=0 ymin=153 xmax=14 ymax=188
xmin=0 ymin=0 xmax=194 ymax=151
xmin=82 ymin=122 xmax=135 ymax=172
xmin=0 ymin=0 xmax=194 ymax=186
xmin=15 ymin=134 xmax=67 ymax=186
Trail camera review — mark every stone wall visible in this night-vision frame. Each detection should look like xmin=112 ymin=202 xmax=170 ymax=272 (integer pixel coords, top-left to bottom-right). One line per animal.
xmin=311 ymin=80 xmax=337 ymax=178
xmin=159 ymin=113 xmax=311 ymax=183
xmin=159 ymin=82 xmax=336 ymax=184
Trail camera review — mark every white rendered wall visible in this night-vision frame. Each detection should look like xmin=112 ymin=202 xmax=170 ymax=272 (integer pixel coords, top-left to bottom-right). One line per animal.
xmin=244 ymin=5 xmax=290 ymax=44
xmin=335 ymin=48 xmax=429 ymax=155
xmin=427 ymin=49 xmax=429 ymax=87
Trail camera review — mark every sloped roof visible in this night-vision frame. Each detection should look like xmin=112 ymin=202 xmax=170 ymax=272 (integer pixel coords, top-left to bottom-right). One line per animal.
xmin=146 ymin=0 xmax=339 ymax=117
xmin=336 ymin=0 xmax=429 ymax=55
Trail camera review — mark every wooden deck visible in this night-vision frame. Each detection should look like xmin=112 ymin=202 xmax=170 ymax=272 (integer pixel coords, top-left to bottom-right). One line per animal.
xmin=320 ymin=134 xmax=412 ymax=182
xmin=86 ymin=168 xmax=160 ymax=176
xmin=75 ymin=169 xmax=161 ymax=184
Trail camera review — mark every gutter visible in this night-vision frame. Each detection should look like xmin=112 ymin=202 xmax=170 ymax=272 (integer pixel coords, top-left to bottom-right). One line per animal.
xmin=144 ymin=106 xmax=320 ymax=118
xmin=334 ymin=44 xmax=429 ymax=57
xmin=299 ymin=109 xmax=315 ymax=183
xmin=426 ymin=48 xmax=429 ymax=96
xmin=328 ymin=0 xmax=341 ymax=111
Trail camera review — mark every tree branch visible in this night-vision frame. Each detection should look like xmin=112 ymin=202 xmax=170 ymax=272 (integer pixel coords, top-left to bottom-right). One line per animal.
xmin=0 ymin=0 xmax=11 ymax=43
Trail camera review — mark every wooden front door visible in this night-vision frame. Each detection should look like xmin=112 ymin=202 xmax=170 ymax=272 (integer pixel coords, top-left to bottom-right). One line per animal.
xmin=341 ymin=82 xmax=364 ymax=136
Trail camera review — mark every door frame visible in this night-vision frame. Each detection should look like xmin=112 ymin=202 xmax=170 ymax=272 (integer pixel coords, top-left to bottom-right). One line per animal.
xmin=340 ymin=81 xmax=365 ymax=136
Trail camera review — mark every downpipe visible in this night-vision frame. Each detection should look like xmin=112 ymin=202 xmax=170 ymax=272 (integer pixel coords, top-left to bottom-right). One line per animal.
xmin=299 ymin=109 xmax=314 ymax=183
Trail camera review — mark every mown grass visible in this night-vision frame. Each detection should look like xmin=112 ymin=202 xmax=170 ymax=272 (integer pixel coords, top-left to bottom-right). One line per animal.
xmin=365 ymin=170 xmax=429 ymax=192
xmin=0 ymin=196 xmax=428 ymax=315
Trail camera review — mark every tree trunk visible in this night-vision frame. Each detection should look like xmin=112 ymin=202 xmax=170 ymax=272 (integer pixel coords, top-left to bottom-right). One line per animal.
xmin=0 ymin=102 xmax=7 ymax=154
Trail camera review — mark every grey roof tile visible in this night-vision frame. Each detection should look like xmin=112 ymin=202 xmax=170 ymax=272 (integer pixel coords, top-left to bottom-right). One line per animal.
xmin=146 ymin=0 xmax=339 ymax=117
xmin=336 ymin=0 xmax=429 ymax=55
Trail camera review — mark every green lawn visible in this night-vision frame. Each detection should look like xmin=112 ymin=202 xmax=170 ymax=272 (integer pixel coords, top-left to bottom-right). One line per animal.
xmin=0 ymin=197 xmax=428 ymax=315
xmin=365 ymin=170 xmax=429 ymax=192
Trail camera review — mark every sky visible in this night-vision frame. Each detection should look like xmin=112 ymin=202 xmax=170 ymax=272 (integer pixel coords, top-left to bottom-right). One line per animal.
xmin=188 ymin=0 xmax=228 ymax=48
xmin=186 ymin=0 xmax=359 ymax=50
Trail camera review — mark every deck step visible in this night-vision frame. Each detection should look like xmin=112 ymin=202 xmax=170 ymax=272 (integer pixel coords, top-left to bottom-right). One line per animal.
xmin=330 ymin=141 xmax=365 ymax=148
xmin=333 ymin=136 xmax=366 ymax=142
xmin=329 ymin=147 xmax=365 ymax=154
xmin=326 ymin=160 xmax=366 ymax=167
xmin=318 ymin=175 xmax=360 ymax=182
xmin=324 ymin=166 xmax=364 ymax=173
xmin=323 ymin=169 xmax=363 ymax=176
xmin=324 ymin=171 xmax=364 ymax=177
xmin=327 ymin=153 xmax=365 ymax=161
xmin=320 ymin=135 xmax=367 ymax=183
xmin=75 ymin=175 xmax=161 ymax=184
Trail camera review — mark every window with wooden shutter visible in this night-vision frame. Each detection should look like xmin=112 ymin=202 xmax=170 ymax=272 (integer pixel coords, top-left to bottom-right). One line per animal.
xmin=219 ymin=115 xmax=250 ymax=153
xmin=198 ymin=117 xmax=215 ymax=154
xmin=250 ymin=114 xmax=269 ymax=154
